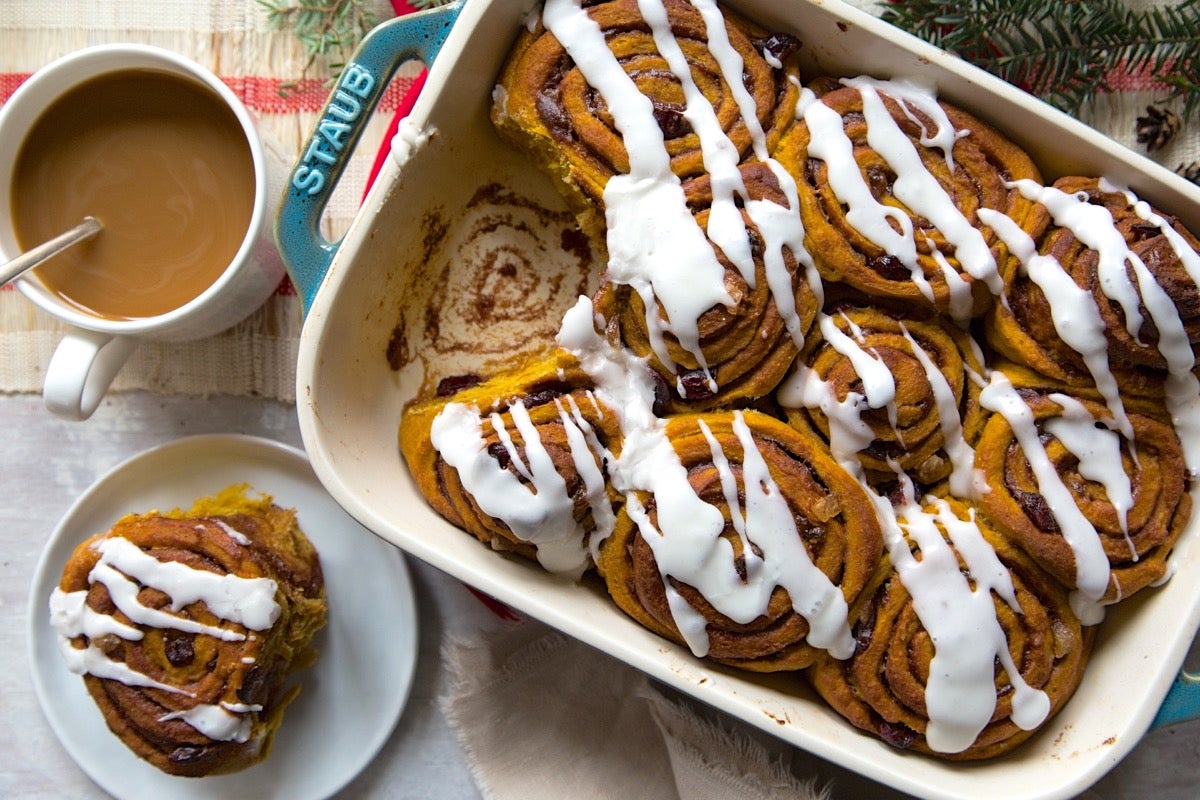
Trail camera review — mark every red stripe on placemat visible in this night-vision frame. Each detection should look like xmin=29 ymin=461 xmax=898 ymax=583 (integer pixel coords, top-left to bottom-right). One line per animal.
xmin=1 ymin=73 xmax=418 ymax=115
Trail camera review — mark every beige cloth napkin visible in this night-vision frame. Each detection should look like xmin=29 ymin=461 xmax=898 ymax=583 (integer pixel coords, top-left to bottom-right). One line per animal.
xmin=440 ymin=619 xmax=830 ymax=800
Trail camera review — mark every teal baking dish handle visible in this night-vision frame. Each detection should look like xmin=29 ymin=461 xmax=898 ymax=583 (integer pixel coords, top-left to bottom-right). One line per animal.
xmin=1153 ymin=668 xmax=1200 ymax=728
xmin=274 ymin=0 xmax=465 ymax=315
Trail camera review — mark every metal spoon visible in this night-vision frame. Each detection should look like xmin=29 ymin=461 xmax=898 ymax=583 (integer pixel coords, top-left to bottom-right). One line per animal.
xmin=0 ymin=216 xmax=103 ymax=286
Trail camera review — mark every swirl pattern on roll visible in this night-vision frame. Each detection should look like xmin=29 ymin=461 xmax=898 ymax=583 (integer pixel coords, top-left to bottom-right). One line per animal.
xmin=597 ymin=410 xmax=883 ymax=671
xmin=400 ymin=348 xmax=624 ymax=577
xmin=807 ymin=497 xmax=1092 ymax=760
xmin=593 ymin=161 xmax=820 ymax=410
xmin=49 ymin=489 xmax=326 ymax=776
xmin=987 ymin=176 xmax=1200 ymax=389
xmin=777 ymin=77 xmax=1045 ymax=319
xmin=975 ymin=366 xmax=1190 ymax=606
xmin=491 ymin=0 xmax=801 ymax=235
xmin=780 ymin=303 xmax=986 ymax=491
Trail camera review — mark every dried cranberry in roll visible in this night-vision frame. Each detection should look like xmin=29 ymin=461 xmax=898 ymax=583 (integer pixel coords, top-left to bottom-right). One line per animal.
xmin=597 ymin=410 xmax=882 ymax=672
xmin=399 ymin=348 xmax=623 ymax=577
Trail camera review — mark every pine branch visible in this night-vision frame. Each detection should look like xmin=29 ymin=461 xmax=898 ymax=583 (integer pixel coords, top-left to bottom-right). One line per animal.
xmin=882 ymin=0 xmax=1200 ymax=122
xmin=259 ymin=0 xmax=382 ymax=82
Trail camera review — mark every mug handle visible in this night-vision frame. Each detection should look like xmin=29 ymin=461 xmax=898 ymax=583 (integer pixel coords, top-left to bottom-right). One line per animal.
xmin=1153 ymin=668 xmax=1200 ymax=728
xmin=43 ymin=328 xmax=139 ymax=421
xmin=273 ymin=0 xmax=465 ymax=315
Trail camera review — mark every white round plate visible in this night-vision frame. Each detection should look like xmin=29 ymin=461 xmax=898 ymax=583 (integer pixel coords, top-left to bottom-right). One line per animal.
xmin=27 ymin=434 xmax=418 ymax=800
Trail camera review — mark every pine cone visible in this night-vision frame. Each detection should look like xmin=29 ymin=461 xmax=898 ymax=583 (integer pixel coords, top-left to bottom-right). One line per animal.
xmin=1136 ymin=105 xmax=1181 ymax=152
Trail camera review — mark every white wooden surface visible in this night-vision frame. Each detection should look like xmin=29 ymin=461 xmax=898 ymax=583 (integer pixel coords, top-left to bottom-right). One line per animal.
xmin=2 ymin=390 xmax=1199 ymax=799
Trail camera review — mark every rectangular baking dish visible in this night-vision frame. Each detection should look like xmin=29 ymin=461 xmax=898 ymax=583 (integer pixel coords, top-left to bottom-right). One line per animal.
xmin=274 ymin=1 xmax=1200 ymax=798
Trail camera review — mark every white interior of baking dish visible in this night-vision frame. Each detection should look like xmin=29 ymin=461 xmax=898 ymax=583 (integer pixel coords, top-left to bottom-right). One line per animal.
xmin=292 ymin=1 xmax=1200 ymax=798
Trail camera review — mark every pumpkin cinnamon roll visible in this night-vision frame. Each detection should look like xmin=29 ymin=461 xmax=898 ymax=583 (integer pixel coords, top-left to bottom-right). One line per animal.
xmin=975 ymin=365 xmax=1190 ymax=607
xmin=779 ymin=303 xmax=987 ymax=492
xmin=49 ymin=486 xmax=327 ymax=776
xmin=593 ymin=161 xmax=820 ymax=411
xmin=777 ymin=76 xmax=1044 ymax=320
xmin=986 ymin=175 xmax=1200 ymax=392
xmin=807 ymin=496 xmax=1092 ymax=760
xmin=400 ymin=348 xmax=623 ymax=577
xmin=491 ymin=0 xmax=802 ymax=236
xmin=597 ymin=410 xmax=882 ymax=672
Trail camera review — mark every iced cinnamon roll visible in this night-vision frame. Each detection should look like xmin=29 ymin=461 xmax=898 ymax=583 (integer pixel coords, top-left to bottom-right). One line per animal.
xmin=807 ymin=496 xmax=1092 ymax=760
xmin=400 ymin=347 xmax=623 ymax=577
xmin=777 ymin=76 xmax=1044 ymax=320
xmin=597 ymin=410 xmax=882 ymax=672
xmin=491 ymin=0 xmax=801 ymax=236
xmin=975 ymin=365 xmax=1190 ymax=611
xmin=985 ymin=176 xmax=1200 ymax=395
xmin=779 ymin=303 xmax=986 ymax=492
xmin=593 ymin=161 xmax=820 ymax=411
xmin=49 ymin=486 xmax=326 ymax=777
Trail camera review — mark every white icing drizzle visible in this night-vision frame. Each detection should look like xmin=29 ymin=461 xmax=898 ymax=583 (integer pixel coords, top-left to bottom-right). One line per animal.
xmin=564 ymin=298 xmax=854 ymax=658
xmin=700 ymin=412 xmax=855 ymax=658
xmin=1009 ymin=179 xmax=1200 ymax=476
xmin=822 ymin=312 xmax=898 ymax=417
xmin=843 ymin=76 xmax=1002 ymax=306
xmin=214 ymin=519 xmax=251 ymax=545
xmin=1010 ymin=180 xmax=1147 ymax=342
xmin=89 ymin=536 xmax=280 ymax=635
xmin=978 ymin=372 xmax=1111 ymax=617
xmin=49 ymin=587 xmax=190 ymax=695
xmin=978 ymin=206 xmax=1134 ymax=443
xmin=429 ymin=397 xmax=612 ymax=576
xmin=873 ymin=486 xmax=1050 ymax=753
xmin=1045 ymin=392 xmax=1136 ymax=557
xmin=547 ymin=0 xmax=814 ymax=397
xmin=800 ymin=76 xmax=1001 ymax=317
xmin=159 ymin=701 xmax=262 ymax=743
xmin=898 ymin=323 xmax=983 ymax=499
xmin=48 ymin=528 xmax=288 ymax=738
xmin=545 ymin=0 xmax=734 ymax=392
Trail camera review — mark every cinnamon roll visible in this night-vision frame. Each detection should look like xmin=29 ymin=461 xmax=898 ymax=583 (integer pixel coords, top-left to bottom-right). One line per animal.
xmin=986 ymin=175 xmax=1200 ymax=391
xmin=779 ymin=303 xmax=986 ymax=492
xmin=491 ymin=0 xmax=801 ymax=236
xmin=975 ymin=365 xmax=1190 ymax=607
xmin=399 ymin=347 xmax=623 ymax=577
xmin=807 ymin=496 xmax=1092 ymax=760
xmin=777 ymin=76 xmax=1044 ymax=320
xmin=49 ymin=486 xmax=327 ymax=777
xmin=592 ymin=161 xmax=820 ymax=411
xmin=596 ymin=410 xmax=882 ymax=672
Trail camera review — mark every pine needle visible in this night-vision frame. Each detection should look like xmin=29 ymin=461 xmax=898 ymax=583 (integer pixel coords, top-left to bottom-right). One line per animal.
xmin=882 ymin=0 xmax=1200 ymax=121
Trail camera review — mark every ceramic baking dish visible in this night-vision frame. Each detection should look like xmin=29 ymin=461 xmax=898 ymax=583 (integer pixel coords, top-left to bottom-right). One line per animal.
xmin=274 ymin=1 xmax=1200 ymax=797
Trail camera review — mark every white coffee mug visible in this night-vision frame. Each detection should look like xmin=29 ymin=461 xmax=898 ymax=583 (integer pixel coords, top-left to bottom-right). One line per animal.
xmin=0 ymin=44 xmax=286 ymax=420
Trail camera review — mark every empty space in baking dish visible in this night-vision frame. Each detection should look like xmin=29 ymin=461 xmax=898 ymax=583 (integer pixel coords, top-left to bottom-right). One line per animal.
xmin=291 ymin=2 xmax=1200 ymax=799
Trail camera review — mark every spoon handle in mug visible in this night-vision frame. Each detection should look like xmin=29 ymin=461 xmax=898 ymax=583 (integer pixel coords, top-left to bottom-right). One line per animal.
xmin=0 ymin=216 xmax=102 ymax=286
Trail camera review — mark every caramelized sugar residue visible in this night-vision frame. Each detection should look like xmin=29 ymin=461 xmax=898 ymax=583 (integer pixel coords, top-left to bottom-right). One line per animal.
xmin=387 ymin=182 xmax=602 ymax=387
